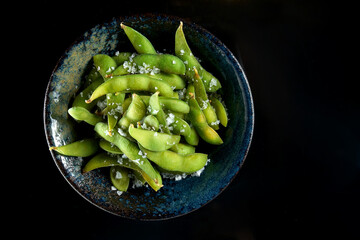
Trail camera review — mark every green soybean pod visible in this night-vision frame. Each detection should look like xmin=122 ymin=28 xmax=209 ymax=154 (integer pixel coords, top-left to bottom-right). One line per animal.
xmin=133 ymin=54 xmax=186 ymax=75
xmin=169 ymin=115 xmax=191 ymax=137
xmin=93 ymin=54 xmax=117 ymax=78
xmin=128 ymin=124 xmax=181 ymax=152
xmin=110 ymin=166 xmax=130 ymax=192
xmin=49 ymin=138 xmax=99 ymax=157
xmin=121 ymin=23 xmax=157 ymax=54
xmin=68 ymin=107 xmax=102 ymax=126
xmin=106 ymin=92 xmax=125 ymax=134
xmin=85 ymin=74 xmax=174 ymax=103
xmin=210 ymin=96 xmax=228 ymax=127
xmin=175 ymin=21 xmax=221 ymax=92
xmin=170 ymin=143 xmax=195 ymax=156
xmin=148 ymin=73 xmax=186 ymax=90
xmin=148 ymin=91 xmax=170 ymax=134
xmin=188 ymin=95 xmax=223 ymax=145
xmin=118 ymin=93 xmax=146 ymax=129
xmin=94 ymin=122 xmax=163 ymax=190
xmin=72 ymin=78 xmax=103 ymax=110
xmin=143 ymin=115 xmax=159 ymax=131
xmin=99 ymin=139 xmax=123 ymax=154
xmin=140 ymin=145 xmax=208 ymax=173
xmin=193 ymin=68 xmax=219 ymax=130
xmin=112 ymin=52 xmax=132 ymax=65
xmin=184 ymin=126 xmax=200 ymax=146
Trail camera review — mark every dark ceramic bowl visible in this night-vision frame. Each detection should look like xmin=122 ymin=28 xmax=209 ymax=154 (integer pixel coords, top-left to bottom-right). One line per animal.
xmin=44 ymin=14 xmax=254 ymax=220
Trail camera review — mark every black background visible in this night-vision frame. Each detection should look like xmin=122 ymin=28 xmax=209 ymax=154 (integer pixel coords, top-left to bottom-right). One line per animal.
xmin=16 ymin=0 xmax=359 ymax=239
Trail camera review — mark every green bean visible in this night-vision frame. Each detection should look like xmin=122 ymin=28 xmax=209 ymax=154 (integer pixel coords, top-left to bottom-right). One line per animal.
xmin=188 ymin=94 xmax=223 ymax=145
xmin=193 ymin=68 xmax=219 ymax=130
xmin=82 ymin=152 xmax=162 ymax=191
xmin=133 ymin=54 xmax=185 ymax=75
xmin=170 ymin=143 xmax=195 ymax=156
xmin=72 ymin=77 xmax=103 ymax=110
xmin=118 ymin=93 xmax=146 ymax=129
xmin=68 ymin=107 xmax=102 ymax=126
xmin=129 ymin=124 xmax=180 ymax=151
xmin=99 ymin=139 xmax=123 ymax=154
xmin=112 ymin=52 xmax=132 ymax=65
xmin=110 ymin=166 xmax=130 ymax=192
xmin=210 ymin=96 xmax=228 ymax=127
xmin=49 ymin=138 xmax=99 ymax=157
xmin=85 ymin=74 xmax=174 ymax=103
xmin=143 ymin=115 xmax=159 ymax=131
xmin=93 ymin=54 xmax=117 ymax=78
xmin=106 ymin=92 xmax=125 ymax=134
xmin=139 ymin=145 xmax=208 ymax=173
xmin=175 ymin=21 xmax=221 ymax=92
xmin=94 ymin=122 xmax=163 ymax=190
xmin=121 ymin=23 xmax=157 ymax=54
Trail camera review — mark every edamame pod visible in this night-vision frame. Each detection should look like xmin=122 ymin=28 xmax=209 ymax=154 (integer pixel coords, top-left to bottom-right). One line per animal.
xmin=184 ymin=126 xmax=200 ymax=146
xmin=175 ymin=21 xmax=221 ymax=92
xmin=93 ymin=54 xmax=117 ymax=78
xmin=149 ymin=91 xmax=170 ymax=133
xmin=129 ymin=124 xmax=181 ymax=152
xmin=106 ymin=92 xmax=125 ymax=134
xmin=210 ymin=96 xmax=228 ymax=127
xmin=110 ymin=166 xmax=130 ymax=192
xmin=148 ymin=73 xmax=186 ymax=90
xmin=118 ymin=93 xmax=146 ymax=129
xmin=82 ymin=152 xmax=162 ymax=191
xmin=133 ymin=54 xmax=186 ymax=75
xmin=143 ymin=115 xmax=159 ymax=131
xmin=85 ymin=74 xmax=174 ymax=103
xmin=94 ymin=122 xmax=163 ymax=190
xmin=68 ymin=107 xmax=102 ymax=126
xmin=121 ymin=23 xmax=157 ymax=54
xmin=188 ymin=95 xmax=223 ymax=145
xmin=169 ymin=115 xmax=191 ymax=137
xmin=193 ymin=68 xmax=219 ymax=130
xmin=140 ymin=145 xmax=208 ymax=173
xmin=49 ymin=138 xmax=99 ymax=157
xmin=99 ymin=139 xmax=123 ymax=154
xmin=72 ymin=78 xmax=103 ymax=110
xmin=112 ymin=52 xmax=132 ymax=65
xmin=170 ymin=143 xmax=195 ymax=156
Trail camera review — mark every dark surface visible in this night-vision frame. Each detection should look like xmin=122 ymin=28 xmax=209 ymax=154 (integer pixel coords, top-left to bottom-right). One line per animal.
xmin=18 ymin=0 xmax=359 ymax=239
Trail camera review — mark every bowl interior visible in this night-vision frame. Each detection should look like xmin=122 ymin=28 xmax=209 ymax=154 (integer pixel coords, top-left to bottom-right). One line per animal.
xmin=44 ymin=14 xmax=253 ymax=219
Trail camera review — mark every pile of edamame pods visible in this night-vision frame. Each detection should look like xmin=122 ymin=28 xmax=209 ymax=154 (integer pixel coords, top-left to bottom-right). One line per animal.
xmin=50 ymin=22 xmax=228 ymax=194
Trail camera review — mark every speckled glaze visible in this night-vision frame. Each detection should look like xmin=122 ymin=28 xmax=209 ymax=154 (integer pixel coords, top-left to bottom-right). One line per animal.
xmin=44 ymin=14 xmax=254 ymax=220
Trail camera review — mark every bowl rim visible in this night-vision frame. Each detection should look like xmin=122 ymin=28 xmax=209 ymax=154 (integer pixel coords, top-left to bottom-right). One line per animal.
xmin=43 ymin=13 xmax=254 ymax=220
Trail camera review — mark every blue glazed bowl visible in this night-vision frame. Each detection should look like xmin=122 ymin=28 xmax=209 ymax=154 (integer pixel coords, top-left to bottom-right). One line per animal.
xmin=44 ymin=14 xmax=254 ymax=220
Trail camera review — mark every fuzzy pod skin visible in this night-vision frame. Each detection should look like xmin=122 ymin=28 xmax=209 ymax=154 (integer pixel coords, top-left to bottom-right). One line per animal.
xmin=175 ymin=21 xmax=221 ymax=92
xmin=128 ymin=124 xmax=181 ymax=152
xmin=72 ymin=78 xmax=104 ymax=110
xmin=86 ymin=74 xmax=174 ymax=103
xmin=169 ymin=143 xmax=195 ymax=156
xmin=188 ymin=97 xmax=223 ymax=145
xmin=49 ymin=138 xmax=99 ymax=157
xmin=140 ymin=145 xmax=208 ymax=173
xmin=94 ymin=122 xmax=163 ymax=191
xmin=121 ymin=23 xmax=157 ymax=54
xmin=133 ymin=54 xmax=186 ymax=75
xmin=148 ymin=73 xmax=186 ymax=90
xmin=99 ymin=139 xmax=123 ymax=154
